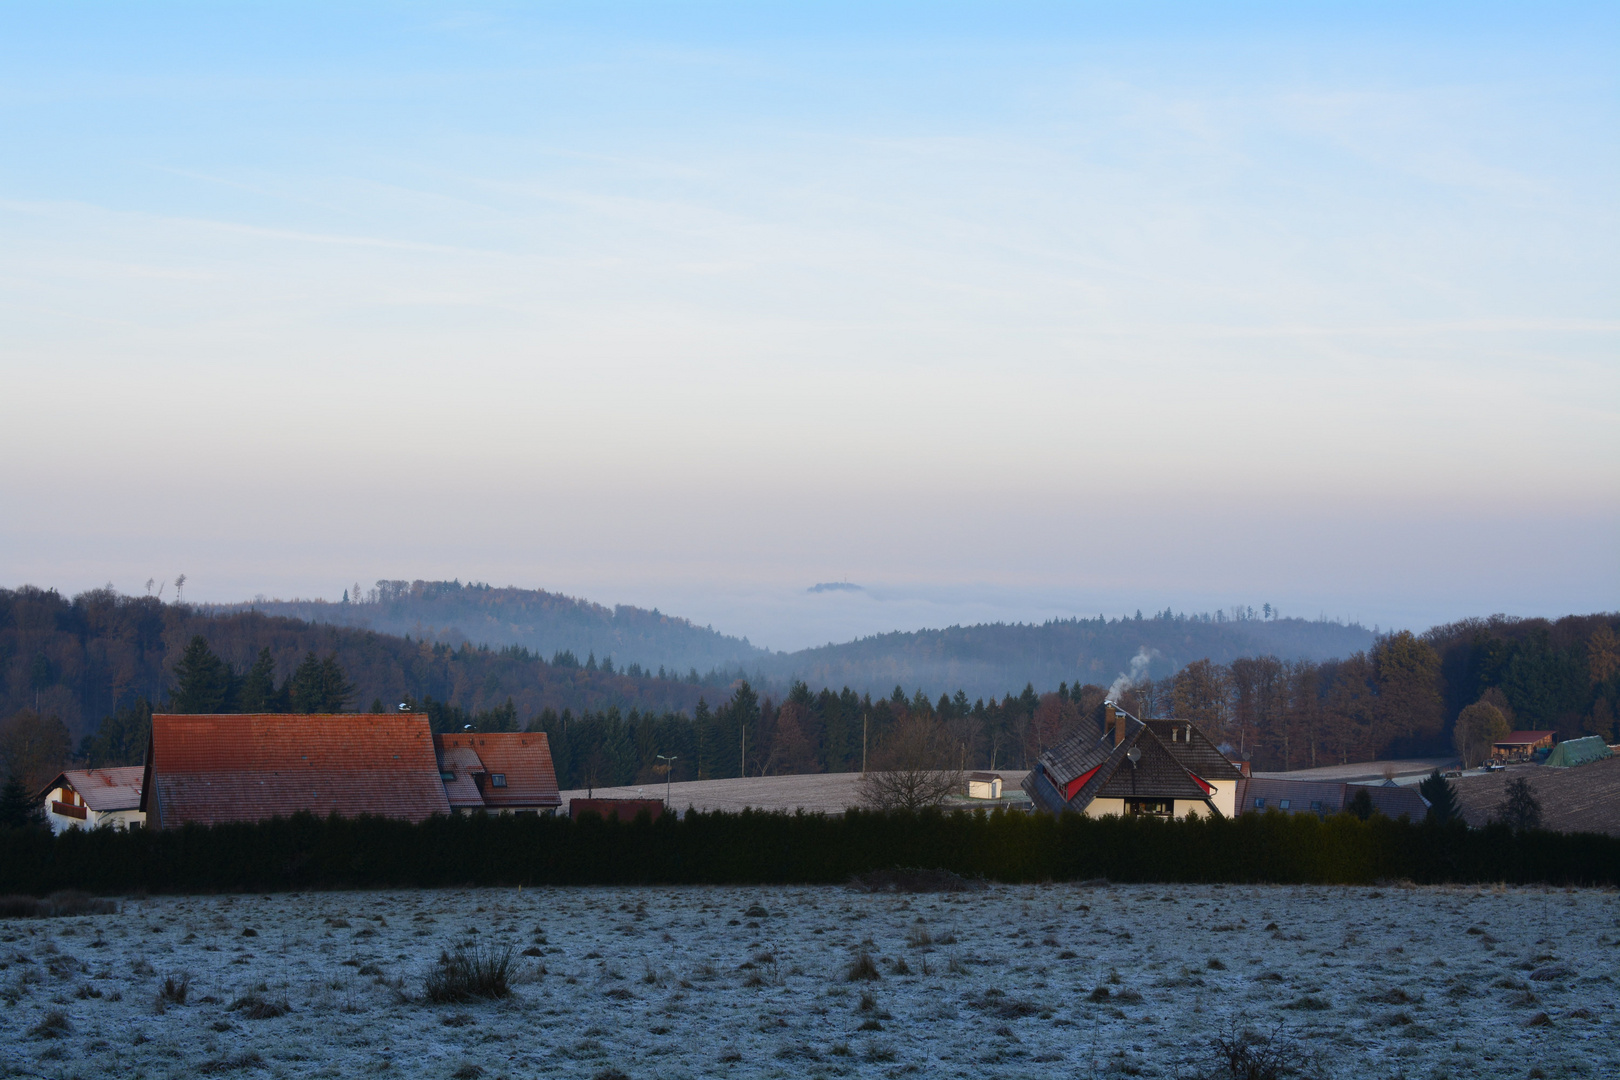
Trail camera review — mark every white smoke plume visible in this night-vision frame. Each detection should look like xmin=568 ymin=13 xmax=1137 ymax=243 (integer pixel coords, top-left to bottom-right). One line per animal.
xmin=1106 ymin=646 xmax=1159 ymax=703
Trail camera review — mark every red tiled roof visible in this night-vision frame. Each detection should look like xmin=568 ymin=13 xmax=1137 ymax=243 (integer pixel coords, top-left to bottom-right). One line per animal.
xmin=143 ymin=714 xmax=450 ymax=828
xmin=36 ymin=767 xmax=144 ymax=812
xmin=435 ymin=745 xmax=486 ymax=808
xmin=433 ymin=733 xmax=561 ymax=810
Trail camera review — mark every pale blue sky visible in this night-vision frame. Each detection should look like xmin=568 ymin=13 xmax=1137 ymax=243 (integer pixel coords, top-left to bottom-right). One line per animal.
xmin=2 ymin=3 xmax=1616 ymax=650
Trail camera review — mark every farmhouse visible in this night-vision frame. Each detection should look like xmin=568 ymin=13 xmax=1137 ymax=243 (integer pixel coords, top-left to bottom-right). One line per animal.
xmin=1492 ymin=731 xmax=1557 ymax=762
xmin=139 ymin=713 xmax=560 ymax=828
xmin=1023 ymin=703 xmax=1243 ymax=819
xmin=36 ymin=767 xmax=145 ymax=833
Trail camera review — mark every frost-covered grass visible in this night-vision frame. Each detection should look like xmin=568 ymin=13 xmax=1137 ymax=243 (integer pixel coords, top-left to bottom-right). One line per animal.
xmin=1 ymin=882 xmax=1616 ymax=1078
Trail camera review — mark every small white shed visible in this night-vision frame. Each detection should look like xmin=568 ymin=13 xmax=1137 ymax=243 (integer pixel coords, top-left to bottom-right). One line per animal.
xmin=966 ymin=772 xmax=1003 ymax=799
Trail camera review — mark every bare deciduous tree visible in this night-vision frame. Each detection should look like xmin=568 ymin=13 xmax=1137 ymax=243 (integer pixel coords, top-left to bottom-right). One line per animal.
xmin=856 ymin=712 xmax=963 ymax=812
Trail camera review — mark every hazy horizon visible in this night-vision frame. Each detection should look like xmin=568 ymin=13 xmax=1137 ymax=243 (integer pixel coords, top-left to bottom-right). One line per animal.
xmin=3 ymin=3 xmax=1615 ymax=650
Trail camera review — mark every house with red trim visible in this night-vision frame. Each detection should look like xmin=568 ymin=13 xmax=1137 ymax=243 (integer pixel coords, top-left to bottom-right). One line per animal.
xmin=36 ymin=767 xmax=145 ymax=833
xmin=1023 ymin=703 xmax=1243 ymax=819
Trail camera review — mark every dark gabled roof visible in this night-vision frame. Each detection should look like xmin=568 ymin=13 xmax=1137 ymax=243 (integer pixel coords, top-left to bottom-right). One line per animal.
xmin=1026 ymin=706 xmax=1220 ymax=813
xmin=1092 ymin=730 xmax=1213 ymax=801
xmin=1143 ymin=720 xmax=1245 ymax=781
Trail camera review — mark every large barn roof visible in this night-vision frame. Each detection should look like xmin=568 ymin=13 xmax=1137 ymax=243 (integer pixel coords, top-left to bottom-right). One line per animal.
xmin=142 ymin=713 xmax=451 ymax=827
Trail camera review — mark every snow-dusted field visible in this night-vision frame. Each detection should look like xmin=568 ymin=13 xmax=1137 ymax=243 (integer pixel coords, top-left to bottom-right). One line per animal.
xmin=3 ymin=882 xmax=1616 ymax=1079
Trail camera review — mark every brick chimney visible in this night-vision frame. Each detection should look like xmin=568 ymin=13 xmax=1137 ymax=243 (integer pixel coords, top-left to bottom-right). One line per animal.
xmin=1105 ymin=702 xmax=1127 ymax=747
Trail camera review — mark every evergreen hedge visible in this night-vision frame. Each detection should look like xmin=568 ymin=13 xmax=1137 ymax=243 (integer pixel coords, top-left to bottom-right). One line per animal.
xmin=1 ymin=808 xmax=1615 ymax=896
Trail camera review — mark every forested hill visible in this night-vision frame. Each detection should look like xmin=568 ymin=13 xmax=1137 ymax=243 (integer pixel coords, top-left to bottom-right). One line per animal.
xmin=211 ymin=580 xmax=768 ymax=676
xmin=220 ymin=581 xmax=1374 ymax=702
xmin=0 ymin=586 xmax=717 ymax=744
xmin=760 ymin=613 xmax=1374 ymax=701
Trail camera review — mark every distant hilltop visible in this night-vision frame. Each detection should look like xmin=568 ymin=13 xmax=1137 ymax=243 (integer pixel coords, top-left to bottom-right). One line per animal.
xmin=213 ymin=580 xmax=1376 ymax=702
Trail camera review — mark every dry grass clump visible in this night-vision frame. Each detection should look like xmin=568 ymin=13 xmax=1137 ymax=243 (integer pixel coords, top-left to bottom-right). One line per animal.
xmin=424 ymin=943 xmax=513 ymax=1003
xmin=845 ymin=951 xmax=881 ymax=982
xmin=198 ymin=1051 xmax=263 ymax=1073
xmin=0 ymin=891 xmax=118 ymax=918
xmin=228 ymin=991 xmax=291 ymax=1019
xmin=159 ymin=972 xmax=191 ymax=1004
xmin=28 ymin=1009 xmax=71 ymax=1038
xmin=1206 ymin=1020 xmax=1320 ymax=1080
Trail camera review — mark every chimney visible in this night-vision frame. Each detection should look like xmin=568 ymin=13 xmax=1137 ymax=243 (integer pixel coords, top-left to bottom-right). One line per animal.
xmin=1106 ymin=702 xmax=1126 ymax=747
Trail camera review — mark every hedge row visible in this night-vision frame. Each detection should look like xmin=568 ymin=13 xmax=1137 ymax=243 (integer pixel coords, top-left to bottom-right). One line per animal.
xmin=1 ymin=809 xmax=1616 ymax=896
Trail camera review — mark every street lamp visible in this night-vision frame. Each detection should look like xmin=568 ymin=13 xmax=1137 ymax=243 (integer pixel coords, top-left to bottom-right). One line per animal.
xmin=657 ymin=754 xmax=679 ymax=810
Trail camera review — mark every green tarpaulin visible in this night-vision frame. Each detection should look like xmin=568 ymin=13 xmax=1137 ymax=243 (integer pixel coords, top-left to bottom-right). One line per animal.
xmin=1543 ymin=736 xmax=1613 ymax=768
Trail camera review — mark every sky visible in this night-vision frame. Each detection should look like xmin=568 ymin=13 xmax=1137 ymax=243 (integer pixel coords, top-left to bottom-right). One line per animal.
xmin=2 ymin=2 xmax=1616 ymax=652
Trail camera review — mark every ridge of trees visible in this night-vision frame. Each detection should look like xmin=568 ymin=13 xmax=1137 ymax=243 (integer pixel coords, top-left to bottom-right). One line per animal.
xmin=2 ymin=585 xmax=1616 ymax=801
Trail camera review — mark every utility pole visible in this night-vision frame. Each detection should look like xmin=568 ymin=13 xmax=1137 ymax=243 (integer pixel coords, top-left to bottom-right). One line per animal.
xmin=657 ymin=754 xmax=678 ymax=809
xmin=741 ymin=720 xmax=746 ymax=779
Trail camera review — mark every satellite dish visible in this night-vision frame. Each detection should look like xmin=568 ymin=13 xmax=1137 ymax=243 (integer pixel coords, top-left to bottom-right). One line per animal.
xmin=463 ymin=724 xmax=474 ymax=731
xmin=1127 ymin=746 xmax=1142 ymax=766
xmin=397 ymin=703 xmax=410 ymax=712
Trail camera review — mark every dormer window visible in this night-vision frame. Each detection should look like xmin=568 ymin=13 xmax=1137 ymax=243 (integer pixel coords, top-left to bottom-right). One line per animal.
xmin=490 ymin=774 xmax=507 ymax=788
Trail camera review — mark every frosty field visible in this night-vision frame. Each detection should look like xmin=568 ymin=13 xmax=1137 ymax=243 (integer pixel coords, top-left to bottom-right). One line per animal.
xmin=3 ymin=882 xmax=1616 ymax=1079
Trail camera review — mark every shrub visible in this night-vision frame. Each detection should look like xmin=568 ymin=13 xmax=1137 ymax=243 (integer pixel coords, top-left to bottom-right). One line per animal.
xmin=28 ymin=1009 xmax=71 ymax=1038
xmin=424 ymin=943 xmax=513 ymax=1003
xmin=1208 ymin=1021 xmax=1318 ymax=1080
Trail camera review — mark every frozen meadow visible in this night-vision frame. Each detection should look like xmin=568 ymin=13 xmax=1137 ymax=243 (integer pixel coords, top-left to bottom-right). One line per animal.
xmin=2 ymin=882 xmax=1617 ymax=1079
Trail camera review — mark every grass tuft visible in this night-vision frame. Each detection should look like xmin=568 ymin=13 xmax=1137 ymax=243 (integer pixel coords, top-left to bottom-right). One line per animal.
xmin=845 ymin=951 xmax=881 ymax=982
xmin=424 ymin=943 xmax=513 ymax=1003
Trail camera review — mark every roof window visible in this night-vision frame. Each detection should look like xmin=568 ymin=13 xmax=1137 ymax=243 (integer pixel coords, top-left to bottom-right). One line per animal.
xmin=490 ymin=774 xmax=507 ymax=788
xmin=1253 ymin=798 xmax=1266 ymax=808
xmin=440 ymin=771 xmax=455 ymax=783
xmin=1309 ymin=800 xmax=1323 ymax=812
xmin=1279 ymin=799 xmax=1291 ymax=809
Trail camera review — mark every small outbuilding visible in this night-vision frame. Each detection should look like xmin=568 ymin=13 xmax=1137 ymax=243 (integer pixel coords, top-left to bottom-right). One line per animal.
xmin=966 ymin=772 xmax=1004 ymax=799
xmin=36 ymin=767 xmax=145 ymax=833
xmin=1491 ymin=731 xmax=1557 ymax=762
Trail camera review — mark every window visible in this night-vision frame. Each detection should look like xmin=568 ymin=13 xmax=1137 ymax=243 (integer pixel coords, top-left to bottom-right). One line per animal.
xmin=1279 ymin=799 xmax=1291 ymax=809
xmin=1309 ymin=800 xmax=1323 ymax=812
xmin=490 ymin=774 xmax=507 ymax=788
xmin=1125 ymin=799 xmax=1172 ymax=817
xmin=440 ymin=771 xmax=455 ymax=782
xmin=1254 ymin=798 xmax=1266 ymax=808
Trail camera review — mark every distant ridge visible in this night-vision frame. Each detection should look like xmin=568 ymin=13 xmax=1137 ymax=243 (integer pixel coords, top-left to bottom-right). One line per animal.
xmin=216 ymin=581 xmax=1375 ymax=702
xmin=213 ymin=580 xmax=770 ymax=676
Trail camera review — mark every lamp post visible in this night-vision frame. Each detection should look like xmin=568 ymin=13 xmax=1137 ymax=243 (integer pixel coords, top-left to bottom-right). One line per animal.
xmin=657 ymin=754 xmax=678 ymax=810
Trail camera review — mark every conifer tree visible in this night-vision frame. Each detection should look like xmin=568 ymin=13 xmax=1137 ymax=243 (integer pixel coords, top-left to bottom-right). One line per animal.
xmin=1347 ymin=787 xmax=1376 ymax=820
xmin=238 ymin=648 xmax=279 ymax=712
xmin=170 ymin=636 xmax=233 ymax=713
xmin=0 ymin=773 xmax=44 ymax=830
xmin=1418 ymin=769 xmax=1460 ymax=824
